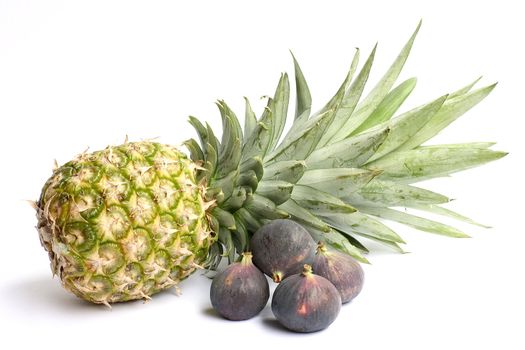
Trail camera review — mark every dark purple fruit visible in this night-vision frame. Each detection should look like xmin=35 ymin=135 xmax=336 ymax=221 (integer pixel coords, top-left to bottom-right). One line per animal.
xmin=251 ymin=219 xmax=316 ymax=283
xmin=312 ymin=241 xmax=364 ymax=303
xmin=210 ymin=252 xmax=269 ymax=321
xmin=271 ymin=264 xmax=341 ymax=333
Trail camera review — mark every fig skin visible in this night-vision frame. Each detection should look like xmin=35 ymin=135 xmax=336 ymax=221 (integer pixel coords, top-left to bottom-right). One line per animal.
xmin=271 ymin=264 xmax=341 ymax=333
xmin=312 ymin=241 xmax=364 ymax=303
xmin=251 ymin=219 xmax=316 ymax=283
xmin=210 ymin=252 xmax=269 ymax=321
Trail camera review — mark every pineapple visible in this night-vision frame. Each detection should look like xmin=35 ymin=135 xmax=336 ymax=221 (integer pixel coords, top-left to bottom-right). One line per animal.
xmin=36 ymin=22 xmax=506 ymax=305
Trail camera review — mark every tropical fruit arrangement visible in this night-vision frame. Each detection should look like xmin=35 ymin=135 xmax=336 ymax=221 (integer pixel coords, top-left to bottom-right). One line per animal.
xmin=34 ymin=22 xmax=505 ymax=328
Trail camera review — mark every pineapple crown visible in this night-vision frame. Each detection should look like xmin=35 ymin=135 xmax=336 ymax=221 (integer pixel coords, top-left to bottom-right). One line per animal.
xmin=185 ymin=21 xmax=506 ymax=269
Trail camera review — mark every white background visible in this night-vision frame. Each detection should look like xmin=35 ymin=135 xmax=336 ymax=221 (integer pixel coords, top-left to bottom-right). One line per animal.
xmin=1 ymin=1 xmax=523 ymax=349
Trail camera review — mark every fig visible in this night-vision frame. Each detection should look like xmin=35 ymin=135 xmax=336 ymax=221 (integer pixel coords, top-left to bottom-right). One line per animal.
xmin=210 ymin=252 xmax=269 ymax=321
xmin=251 ymin=219 xmax=316 ymax=283
xmin=271 ymin=264 xmax=341 ymax=332
xmin=312 ymin=241 xmax=364 ymax=303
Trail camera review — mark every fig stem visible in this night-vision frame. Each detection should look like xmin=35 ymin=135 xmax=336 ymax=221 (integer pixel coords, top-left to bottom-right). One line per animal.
xmin=241 ymin=252 xmax=253 ymax=266
xmin=317 ymin=241 xmax=328 ymax=254
xmin=301 ymin=264 xmax=313 ymax=277
xmin=272 ymin=272 xmax=283 ymax=283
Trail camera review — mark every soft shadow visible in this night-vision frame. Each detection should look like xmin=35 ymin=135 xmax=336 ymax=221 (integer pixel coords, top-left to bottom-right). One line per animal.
xmin=201 ymin=306 xmax=223 ymax=320
xmin=261 ymin=318 xmax=331 ymax=335
xmin=262 ymin=318 xmax=292 ymax=333
xmin=1 ymin=275 xmax=147 ymax=318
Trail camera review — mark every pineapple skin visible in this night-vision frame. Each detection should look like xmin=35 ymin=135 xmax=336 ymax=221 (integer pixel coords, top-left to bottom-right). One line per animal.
xmin=36 ymin=142 xmax=214 ymax=305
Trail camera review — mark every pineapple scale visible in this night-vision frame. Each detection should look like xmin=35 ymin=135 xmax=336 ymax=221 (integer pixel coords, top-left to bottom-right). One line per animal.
xmin=36 ymin=142 xmax=215 ymax=304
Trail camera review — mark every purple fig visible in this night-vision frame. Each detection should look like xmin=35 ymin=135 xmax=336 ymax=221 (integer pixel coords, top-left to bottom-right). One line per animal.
xmin=271 ymin=264 xmax=341 ymax=333
xmin=250 ymin=219 xmax=316 ymax=283
xmin=312 ymin=241 xmax=364 ymax=303
xmin=210 ymin=252 xmax=269 ymax=321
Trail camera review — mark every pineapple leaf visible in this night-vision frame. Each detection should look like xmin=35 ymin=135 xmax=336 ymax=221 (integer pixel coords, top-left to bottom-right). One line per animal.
xmin=235 ymin=208 xmax=261 ymax=233
xmin=218 ymin=227 xmax=235 ymax=263
xmin=298 ymin=168 xmax=380 ymax=197
xmin=306 ymin=126 xmax=390 ymax=170
xmin=410 ymin=203 xmax=491 ymax=228
xmin=212 ymin=206 xmax=236 ymax=230
xmin=244 ymin=193 xmax=289 ymax=220
xmin=222 ymin=186 xmax=247 ymax=211
xmin=203 ymin=141 xmax=218 ymax=183
xmin=243 ymin=97 xmax=257 ymax=142
xmin=369 ymin=144 xmax=507 ymax=183
xmin=398 ymin=83 xmax=497 ymax=150
xmin=268 ymin=74 xmax=290 ymax=152
xmin=256 ymin=180 xmax=294 ymax=205
xmin=305 ymin=226 xmax=369 ymax=263
xmin=204 ymin=243 xmax=223 ymax=271
xmin=323 ymin=47 xmax=374 ymax=145
xmin=354 ymin=232 xmax=406 ymax=253
xmin=291 ymin=185 xmax=357 ymax=215
xmin=314 ymin=48 xmax=360 ymax=118
xmin=278 ymin=199 xmax=331 ymax=232
xmin=448 ymin=76 xmax=482 ymax=99
xmin=334 ymin=21 xmax=421 ymax=139
xmin=366 ymin=94 xmax=448 ymax=163
xmin=351 ymin=77 xmax=417 ymax=135
xmin=238 ymin=169 xmax=258 ymax=192
xmin=360 ymin=206 xmax=470 ymax=238
xmin=241 ymin=106 xmax=273 ymax=161
xmin=183 ymin=138 xmax=204 ymax=164
xmin=320 ymin=210 xmax=405 ymax=244
xmin=262 ymin=159 xmax=307 ymax=183
xmin=188 ymin=116 xmax=209 ymax=151
xmin=211 ymin=169 xmax=238 ymax=204
xmin=216 ymin=101 xmax=242 ymax=178
xmin=264 ymin=109 xmax=333 ymax=162
xmin=334 ymin=230 xmax=369 ymax=253
xmin=344 ymin=180 xmax=450 ymax=207
xmin=206 ymin=122 xmax=219 ymax=153
xmin=232 ymin=216 xmax=249 ymax=253
xmin=239 ymin=156 xmax=264 ymax=181
xmin=291 ymin=51 xmax=312 ymax=120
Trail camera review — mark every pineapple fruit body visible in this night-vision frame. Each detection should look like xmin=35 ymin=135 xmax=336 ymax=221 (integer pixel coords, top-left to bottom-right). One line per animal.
xmin=36 ymin=142 xmax=214 ymax=305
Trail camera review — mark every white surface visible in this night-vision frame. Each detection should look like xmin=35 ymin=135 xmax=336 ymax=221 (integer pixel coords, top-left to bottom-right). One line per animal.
xmin=1 ymin=1 xmax=523 ymax=349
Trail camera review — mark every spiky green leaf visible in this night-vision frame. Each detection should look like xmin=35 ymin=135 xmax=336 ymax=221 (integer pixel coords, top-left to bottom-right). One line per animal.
xmin=256 ymin=180 xmax=293 ymax=205
xmin=366 ymin=95 xmax=447 ymax=163
xmin=344 ymin=180 xmax=449 ymax=207
xmin=360 ymin=206 xmax=469 ymax=238
xmin=306 ymin=126 xmax=389 ymax=170
xmin=278 ymin=199 xmax=331 ymax=232
xmin=265 ymin=109 xmax=333 ymax=162
xmin=291 ymin=51 xmax=312 ymax=119
xmin=298 ymin=168 xmax=380 ymax=197
xmin=305 ymin=226 xmax=369 ymax=263
xmin=268 ymin=74 xmax=290 ymax=151
xmin=448 ymin=76 xmax=482 ymax=99
xmin=351 ymin=77 xmax=417 ymax=135
xmin=320 ymin=210 xmax=405 ymax=244
xmin=243 ymin=97 xmax=257 ymax=142
xmin=245 ymin=194 xmax=289 ymax=221
xmin=262 ymin=160 xmax=306 ymax=183
xmin=369 ymin=144 xmax=507 ymax=183
xmin=321 ymin=48 xmax=371 ymax=145
xmin=291 ymin=185 xmax=356 ymax=215
xmin=410 ymin=204 xmax=490 ymax=228
xmin=398 ymin=84 xmax=497 ymax=150
xmin=334 ymin=21 xmax=421 ymax=139
xmin=241 ymin=104 xmax=273 ymax=161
